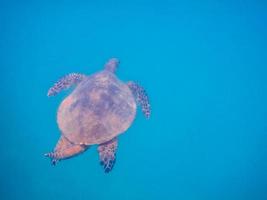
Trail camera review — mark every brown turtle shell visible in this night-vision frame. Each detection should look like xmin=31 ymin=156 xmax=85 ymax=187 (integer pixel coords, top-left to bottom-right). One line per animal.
xmin=57 ymin=70 xmax=136 ymax=145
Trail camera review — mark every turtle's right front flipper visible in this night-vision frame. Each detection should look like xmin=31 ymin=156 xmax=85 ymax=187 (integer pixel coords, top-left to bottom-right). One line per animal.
xmin=127 ymin=81 xmax=151 ymax=118
xmin=47 ymin=73 xmax=86 ymax=97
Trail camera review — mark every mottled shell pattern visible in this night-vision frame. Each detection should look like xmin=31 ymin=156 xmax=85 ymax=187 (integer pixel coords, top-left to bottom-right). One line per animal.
xmin=57 ymin=70 xmax=137 ymax=145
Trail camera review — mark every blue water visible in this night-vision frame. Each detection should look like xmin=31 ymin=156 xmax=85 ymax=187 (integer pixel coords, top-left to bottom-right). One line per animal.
xmin=1 ymin=1 xmax=267 ymax=199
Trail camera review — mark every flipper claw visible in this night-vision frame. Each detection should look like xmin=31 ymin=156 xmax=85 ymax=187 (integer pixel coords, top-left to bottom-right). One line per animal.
xmin=44 ymin=152 xmax=59 ymax=165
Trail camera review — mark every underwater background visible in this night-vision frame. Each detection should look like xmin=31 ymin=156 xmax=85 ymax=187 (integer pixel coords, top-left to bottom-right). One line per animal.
xmin=1 ymin=0 xmax=267 ymax=199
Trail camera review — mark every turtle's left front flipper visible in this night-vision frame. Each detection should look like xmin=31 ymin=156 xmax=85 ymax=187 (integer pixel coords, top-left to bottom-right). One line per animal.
xmin=47 ymin=73 xmax=86 ymax=97
xmin=98 ymin=137 xmax=118 ymax=173
xmin=128 ymin=81 xmax=151 ymax=118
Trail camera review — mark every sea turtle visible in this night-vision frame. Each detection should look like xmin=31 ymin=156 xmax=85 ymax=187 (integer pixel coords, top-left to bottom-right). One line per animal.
xmin=45 ymin=58 xmax=151 ymax=173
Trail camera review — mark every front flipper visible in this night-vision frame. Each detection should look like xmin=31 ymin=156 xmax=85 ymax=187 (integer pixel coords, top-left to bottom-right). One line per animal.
xmin=97 ymin=137 xmax=118 ymax=173
xmin=128 ymin=81 xmax=151 ymax=118
xmin=45 ymin=136 xmax=88 ymax=165
xmin=47 ymin=73 xmax=86 ymax=97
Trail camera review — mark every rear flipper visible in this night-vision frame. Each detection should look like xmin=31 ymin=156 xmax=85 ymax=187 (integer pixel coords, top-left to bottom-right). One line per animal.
xmin=128 ymin=81 xmax=151 ymax=118
xmin=47 ymin=73 xmax=86 ymax=97
xmin=45 ymin=136 xmax=88 ymax=165
xmin=98 ymin=137 xmax=118 ymax=173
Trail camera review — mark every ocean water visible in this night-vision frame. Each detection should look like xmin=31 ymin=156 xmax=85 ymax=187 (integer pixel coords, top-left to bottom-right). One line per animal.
xmin=1 ymin=1 xmax=267 ymax=199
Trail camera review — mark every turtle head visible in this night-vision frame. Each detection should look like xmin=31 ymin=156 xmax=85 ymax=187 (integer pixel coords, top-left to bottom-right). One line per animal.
xmin=104 ymin=58 xmax=120 ymax=73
